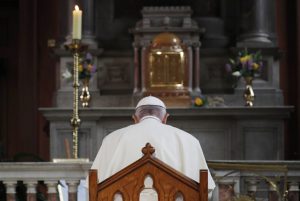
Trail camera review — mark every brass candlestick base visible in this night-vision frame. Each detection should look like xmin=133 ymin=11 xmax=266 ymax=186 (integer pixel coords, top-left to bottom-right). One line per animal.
xmin=65 ymin=39 xmax=88 ymax=159
xmin=65 ymin=39 xmax=88 ymax=53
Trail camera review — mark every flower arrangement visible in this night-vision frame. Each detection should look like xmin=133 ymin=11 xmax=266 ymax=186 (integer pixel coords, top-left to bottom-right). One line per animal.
xmin=78 ymin=52 xmax=96 ymax=80
xmin=225 ymin=49 xmax=263 ymax=79
xmin=62 ymin=52 xmax=96 ymax=81
xmin=225 ymin=49 xmax=262 ymax=106
xmin=192 ymin=95 xmax=207 ymax=107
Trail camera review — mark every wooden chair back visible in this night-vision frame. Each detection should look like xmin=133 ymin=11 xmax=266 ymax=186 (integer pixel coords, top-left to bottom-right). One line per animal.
xmin=89 ymin=143 xmax=208 ymax=201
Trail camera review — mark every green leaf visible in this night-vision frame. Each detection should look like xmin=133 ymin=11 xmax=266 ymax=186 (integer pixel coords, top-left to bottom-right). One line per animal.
xmin=229 ymin=58 xmax=235 ymax=64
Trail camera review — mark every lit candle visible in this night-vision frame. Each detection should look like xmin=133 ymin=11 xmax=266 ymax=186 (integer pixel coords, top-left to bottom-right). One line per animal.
xmin=72 ymin=5 xmax=82 ymax=40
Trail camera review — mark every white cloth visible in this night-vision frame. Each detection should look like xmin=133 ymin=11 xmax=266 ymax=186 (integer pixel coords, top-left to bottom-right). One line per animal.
xmin=91 ymin=116 xmax=215 ymax=191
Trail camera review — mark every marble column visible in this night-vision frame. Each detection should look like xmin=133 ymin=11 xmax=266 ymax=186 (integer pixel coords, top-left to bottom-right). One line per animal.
xmin=82 ymin=0 xmax=98 ymax=49
xmin=67 ymin=180 xmax=80 ymax=201
xmin=45 ymin=181 xmax=58 ymax=201
xmin=218 ymin=183 xmax=235 ymax=201
xmin=287 ymin=182 xmax=299 ymax=201
xmin=133 ymin=42 xmax=140 ymax=94
xmin=141 ymin=46 xmax=147 ymax=94
xmin=246 ymin=179 xmax=258 ymax=200
xmin=268 ymin=182 xmax=279 ymax=201
xmin=24 ymin=181 xmax=37 ymax=201
xmin=193 ymin=42 xmax=201 ymax=94
xmin=4 ymin=181 xmax=16 ymax=201
xmin=187 ymin=45 xmax=193 ymax=93
xmin=237 ymin=0 xmax=274 ymax=47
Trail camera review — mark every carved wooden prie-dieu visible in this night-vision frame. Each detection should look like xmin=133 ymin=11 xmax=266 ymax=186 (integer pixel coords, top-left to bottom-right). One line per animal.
xmin=89 ymin=143 xmax=208 ymax=201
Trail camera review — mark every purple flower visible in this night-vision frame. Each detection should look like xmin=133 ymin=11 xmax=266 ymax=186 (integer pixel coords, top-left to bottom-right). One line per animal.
xmin=78 ymin=52 xmax=96 ymax=80
xmin=225 ymin=64 xmax=232 ymax=72
xmin=86 ymin=52 xmax=93 ymax=61
xmin=90 ymin=65 xmax=97 ymax=73
xmin=246 ymin=59 xmax=253 ymax=70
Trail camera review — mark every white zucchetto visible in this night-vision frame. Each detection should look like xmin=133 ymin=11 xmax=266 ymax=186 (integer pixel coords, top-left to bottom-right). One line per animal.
xmin=136 ymin=96 xmax=166 ymax=109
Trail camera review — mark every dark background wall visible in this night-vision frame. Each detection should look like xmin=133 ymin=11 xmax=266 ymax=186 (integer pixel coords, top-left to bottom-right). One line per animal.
xmin=277 ymin=0 xmax=300 ymax=159
xmin=95 ymin=0 xmax=230 ymax=50
xmin=0 ymin=0 xmax=299 ymax=161
xmin=0 ymin=0 xmax=59 ymax=161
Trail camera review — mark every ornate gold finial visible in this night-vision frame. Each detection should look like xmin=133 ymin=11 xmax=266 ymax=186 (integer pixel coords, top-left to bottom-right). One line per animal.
xmin=80 ymin=79 xmax=91 ymax=107
xmin=142 ymin=143 xmax=155 ymax=156
xmin=244 ymin=77 xmax=255 ymax=107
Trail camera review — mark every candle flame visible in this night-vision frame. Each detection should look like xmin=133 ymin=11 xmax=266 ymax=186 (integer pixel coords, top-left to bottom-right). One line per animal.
xmin=75 ymin=5 xmax=79 ymax=11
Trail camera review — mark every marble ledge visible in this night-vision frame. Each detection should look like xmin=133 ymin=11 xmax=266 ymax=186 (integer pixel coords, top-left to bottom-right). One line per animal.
xmin=0 ymin=161 xmax=300 ymax=180
xmin=39 ymin=106 xmax=294 ymax=121
xmin=208 ymin=160 xmax=300 ymax=169
xmin=208 ymin=160 xmax=300 ymax=176
xmin=0 ymin=162 xmax=91 ymax=180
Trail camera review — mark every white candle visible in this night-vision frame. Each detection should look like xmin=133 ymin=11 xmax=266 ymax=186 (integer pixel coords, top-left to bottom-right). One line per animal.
xmin=72 ymin=5 xmax=82 ymax=40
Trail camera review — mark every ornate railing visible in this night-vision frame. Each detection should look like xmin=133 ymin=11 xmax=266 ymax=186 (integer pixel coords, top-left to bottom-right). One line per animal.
xmin=208 ymin=161 xmax=300 ymax=201
xmin=0 ymin=161 xmax=299 ymax=201
xmin=0 ymin=162 xmax=90 ymax=201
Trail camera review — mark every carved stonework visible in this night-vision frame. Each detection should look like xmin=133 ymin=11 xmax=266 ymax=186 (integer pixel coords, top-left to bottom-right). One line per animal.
xmin=237 ymin=0 xmax=275 ymax=47
xmin=98 ymin=58 xmax=133 ymax=93
xmin=130 ymin=6 xmax=205 ymax=106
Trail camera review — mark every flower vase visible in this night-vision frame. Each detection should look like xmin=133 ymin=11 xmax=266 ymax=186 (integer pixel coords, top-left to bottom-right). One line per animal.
xmin=243 ymin=76 xmax=255 ymax=107
xmin=80 ymin=78 xmax=91 ymax=107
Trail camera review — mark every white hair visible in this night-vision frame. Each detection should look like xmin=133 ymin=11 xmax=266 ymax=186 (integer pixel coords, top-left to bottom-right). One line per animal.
xmin=135 ymin=105 xmax=166 ymax=120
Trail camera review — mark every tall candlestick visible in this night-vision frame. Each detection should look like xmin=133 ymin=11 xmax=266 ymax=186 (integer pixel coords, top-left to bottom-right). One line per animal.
xmin=72 ymin=5 xmax=82 ymax=40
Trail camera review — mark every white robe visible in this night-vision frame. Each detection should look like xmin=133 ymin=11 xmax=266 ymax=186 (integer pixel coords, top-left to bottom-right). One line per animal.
xmin=91 ymin=116 xmax=216 ymax=191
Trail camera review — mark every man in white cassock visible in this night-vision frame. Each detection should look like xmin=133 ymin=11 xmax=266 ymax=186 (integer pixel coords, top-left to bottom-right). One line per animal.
xmin=90 ymin=96 xmax=215 ymax=195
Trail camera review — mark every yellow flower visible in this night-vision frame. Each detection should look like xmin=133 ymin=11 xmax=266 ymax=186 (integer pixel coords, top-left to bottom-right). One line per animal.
xmin=194 ymin=97 xmax=203 ymax=106
xmin=240 ymin=55 xmax=251 ymax=63
xmin=252 ymin=63 xmax=259 ymax=70
xmin=79 ymin=64 xmax=83 ymax=72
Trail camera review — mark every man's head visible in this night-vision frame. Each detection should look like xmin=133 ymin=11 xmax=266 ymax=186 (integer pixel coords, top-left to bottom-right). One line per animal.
xmin=133 ymin=96 xmax=169 ymax=124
